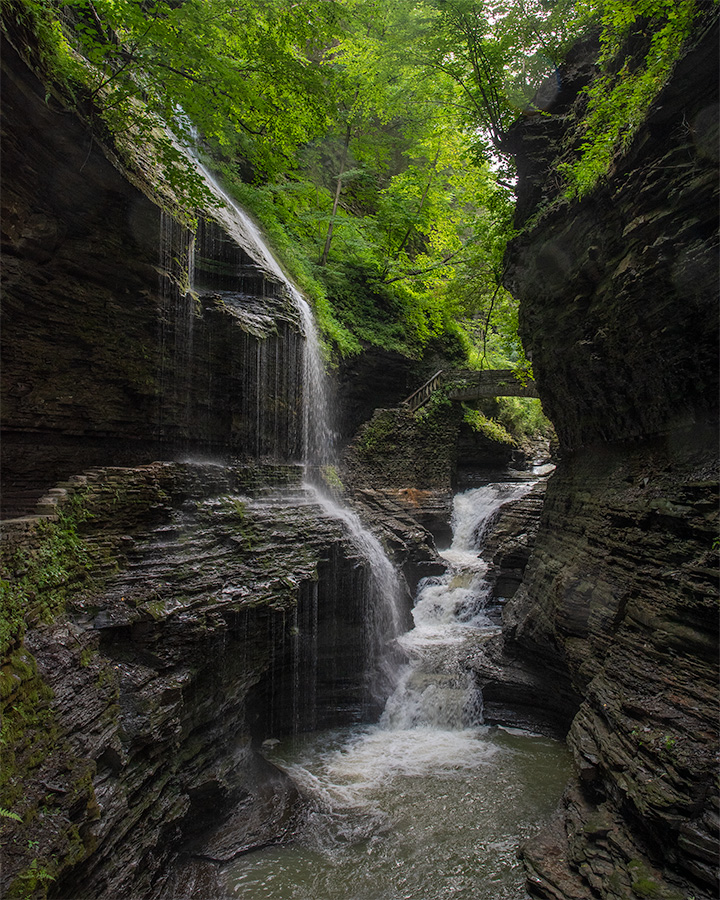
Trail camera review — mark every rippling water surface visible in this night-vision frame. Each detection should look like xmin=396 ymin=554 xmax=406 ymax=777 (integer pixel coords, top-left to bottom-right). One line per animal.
xmin=225 ymin=484 xmax=571 ymax=900
xmin=224 ymin=723 xmax=570 ymax=900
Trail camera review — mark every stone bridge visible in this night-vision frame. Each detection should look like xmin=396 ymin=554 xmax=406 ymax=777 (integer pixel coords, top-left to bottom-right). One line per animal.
xmin=402 ymin=369 xmax=538 ymax=412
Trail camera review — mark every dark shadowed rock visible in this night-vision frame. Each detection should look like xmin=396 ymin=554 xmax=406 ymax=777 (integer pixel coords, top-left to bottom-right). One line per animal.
xmin=0 ymin=464 xmax=402 ymax=899
xmin=0 ymin=33 xmax=305 ymax=519
xmin=502 ymin=14 xmax=719 ymax=900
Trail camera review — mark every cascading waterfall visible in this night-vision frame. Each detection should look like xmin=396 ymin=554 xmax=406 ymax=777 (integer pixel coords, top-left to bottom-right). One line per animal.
xmin=184 ymin=147 xmax=337 ymax=471
xmin=180 ymin=147 xmax=403 ymax=713
xmin=304 ymin=484 xmax=405 ymax=712
xmin=382 ymin=481 xmax=537 ymax=732
xmin=172 ymin=135 xmax=570 ymax=900
xmin=225 ymin=480 xmax=571 ymax=900
xmin=296 ymin=296 xmax=336 ymax=471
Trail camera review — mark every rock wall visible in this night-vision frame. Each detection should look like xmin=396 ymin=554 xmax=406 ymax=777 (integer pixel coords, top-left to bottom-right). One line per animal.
xmin=0 ymin=463 xmax=404 ymax=899
xmin=0 ymin=33 xmax=304 ymax=518
xmin=0 ymin=24 xmax=440 ymax=900
xmin=503 ymin=15 xmax=719 ymax=900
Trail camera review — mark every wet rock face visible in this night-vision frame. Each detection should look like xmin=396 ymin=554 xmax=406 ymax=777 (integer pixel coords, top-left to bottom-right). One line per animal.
xmin=503 ymin=19 xmax=719 ymax=900
xmin=342 ymin=405 xmax=518 ymax=497
xmin=0 ymin=36 xmax=304 ymax=518
xmin=465 ymin=481 xmax=581 ymax=738
xmin=480 ymin=481 xmax=548 ymax=607
xmin=0 ymin=464 xmax=389 ymax=899
xmin=506 ymin=437 xmax=719 ymax=897
xmin=504 ymin=23 xmax=719 ymax=452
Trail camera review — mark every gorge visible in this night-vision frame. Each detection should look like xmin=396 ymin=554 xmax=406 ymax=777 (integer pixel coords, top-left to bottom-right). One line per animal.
xmin=1 ymin=4 xmax=719 ymax=900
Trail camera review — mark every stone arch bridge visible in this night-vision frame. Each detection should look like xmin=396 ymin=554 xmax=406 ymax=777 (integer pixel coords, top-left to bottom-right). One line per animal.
xmin=402 ymin=369 xmax=539 ymax=412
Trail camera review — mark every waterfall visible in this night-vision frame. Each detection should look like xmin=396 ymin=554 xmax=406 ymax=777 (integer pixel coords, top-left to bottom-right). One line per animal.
xmin=190 ymin=155 xmax=289 ymax=287
xmin=223 ymin=478 xmax=570 ymax=900
xmin=295 ymin=296 xmax=336 ymax=470
xmin=381 ymin=481 xmax=536 ymax=731
xmin=183 ymin=145 xmax=337 ymax=470
xmin=304 ymin=485 xmax=404 ymax=711
xmin=178 ymin=145 xmax=402 ymax=715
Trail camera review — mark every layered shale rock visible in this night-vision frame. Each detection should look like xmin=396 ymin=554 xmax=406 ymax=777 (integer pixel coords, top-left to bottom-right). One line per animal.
xmin=0 ymin=463 xmax=401 ymax=899
xmin=502 ymin=15 xmax=719 ymax=900
xmin=0 ymin=24 xmax=438 ymax=899
xmin=0 ymin=32 xmax=305 ymax=519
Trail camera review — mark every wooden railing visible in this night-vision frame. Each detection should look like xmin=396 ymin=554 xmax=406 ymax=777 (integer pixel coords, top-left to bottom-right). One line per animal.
xmin=401 ymin=370 xmax=444 ymax=412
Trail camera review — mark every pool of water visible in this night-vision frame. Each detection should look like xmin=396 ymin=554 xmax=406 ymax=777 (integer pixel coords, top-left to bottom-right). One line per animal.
xmin=225 ymin=484 xmax=570 ymax=900
xmin=224 ymin=723 xmax=571 ymax=900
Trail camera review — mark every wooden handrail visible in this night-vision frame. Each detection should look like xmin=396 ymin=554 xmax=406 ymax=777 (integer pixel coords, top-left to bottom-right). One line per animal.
xmin=401 ymin=370 xmax=444 ymax=412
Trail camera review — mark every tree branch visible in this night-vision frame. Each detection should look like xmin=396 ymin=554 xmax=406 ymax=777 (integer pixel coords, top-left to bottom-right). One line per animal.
xmin=383 ymin=246 xmax=466 ymax=284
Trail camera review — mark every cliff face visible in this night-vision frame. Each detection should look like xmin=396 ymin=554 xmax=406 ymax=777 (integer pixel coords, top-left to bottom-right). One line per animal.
xmin=0 ymin=28 xmax=436 ymax=899
xmin=0 ymin=34 xmax=304 ymax=518
xmin=0 ymin=463 xmax=414 ymax=899
xmin=503 ymin=18 xmax=719 ymax=900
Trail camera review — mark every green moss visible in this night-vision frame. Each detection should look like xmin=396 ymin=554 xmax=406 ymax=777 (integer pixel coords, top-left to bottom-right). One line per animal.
xmin=0 ymin=492 xmax=94 ymax=657
xmin=224 ymin=497 xmax=260 ymax=548
xmin=0 ymin=653 xmax=57 ymax=805
xmin=632 ymin=877 xmax=661 ymax=898
xmin=6 ymin=858 xmax=56 ymax=899
xmin=627 ymin=859 xmax=684 ymax=900
xmin=320 ymin=465 xmax=344 ymax=494
xmin=357 ymin=411 xmax=400 ymax=458
xmin=462 ymin=406 xmax=515 ymax=445
xmin=0 ymin=643 xmax=98 ymax=898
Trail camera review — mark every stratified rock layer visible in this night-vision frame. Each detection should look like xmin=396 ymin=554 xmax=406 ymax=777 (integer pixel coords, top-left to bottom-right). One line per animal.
xmin=0 ymin=464 xmax=404 ymax=899
xmin=0 ymin=33 xmax=304 ymax=518
xmin=503 ymin=15 xmax=719 ymax=900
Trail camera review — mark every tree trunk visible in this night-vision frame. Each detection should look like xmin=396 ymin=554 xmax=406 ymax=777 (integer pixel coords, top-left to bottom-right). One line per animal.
xmin=318 ymin=124 xmax=352 ymax=267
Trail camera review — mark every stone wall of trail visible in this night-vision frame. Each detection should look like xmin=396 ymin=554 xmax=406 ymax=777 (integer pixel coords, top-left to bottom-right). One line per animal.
xmin=502 ymin=16 xmax=719 ymax=900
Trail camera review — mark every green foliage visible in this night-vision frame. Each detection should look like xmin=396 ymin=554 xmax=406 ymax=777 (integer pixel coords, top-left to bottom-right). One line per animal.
xmin=3 ymin=0 xmax=538 ymax=363
xmin=0 ymin=493 xmax=93 ymax=657
xmin=0 ymin=807 xmax=22 ymax=822
xmin=9 ymin=0 xmax=702 ymax=371
xmin=561 ymin=0 xmax=703 ymax=197
xmin=12 ymin=858 xmax=56 ymax=898
xmin=60 ymin=0 xmax=340 ymax=178
xmin=396 ymin=0 xmax=579 ymax=151
xmin=494 ymin=396 xmax=554 ymax=442
xmin=462 ymin=406 xmax=515 ymax=445
xmin=357 ymin=410 xmax=400 ymax=458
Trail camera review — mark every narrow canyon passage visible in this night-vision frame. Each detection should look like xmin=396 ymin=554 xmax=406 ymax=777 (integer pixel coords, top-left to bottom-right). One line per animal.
xmin=224 ymin=483 xmax=571 ymax=900
xmin=2 ymin=10 xmax=716 ymax=897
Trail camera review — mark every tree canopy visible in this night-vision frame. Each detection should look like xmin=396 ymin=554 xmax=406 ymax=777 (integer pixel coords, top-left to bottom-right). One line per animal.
xmin=3 ymin=0 xmax=710 ymax=365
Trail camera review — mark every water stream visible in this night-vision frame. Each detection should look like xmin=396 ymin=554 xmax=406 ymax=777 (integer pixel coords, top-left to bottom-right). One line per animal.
xmin=186 ymin=148 xmax=337 ymax=470
xmin=224 ymin=484 xmax=571 ymax=900
xmin=183 ymin=149 xmax=406 ymax=707
xmin=174 ymin=151 xmax=570 ymax=897
xmin=304 ymin=483 xmax=405 ymax=711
